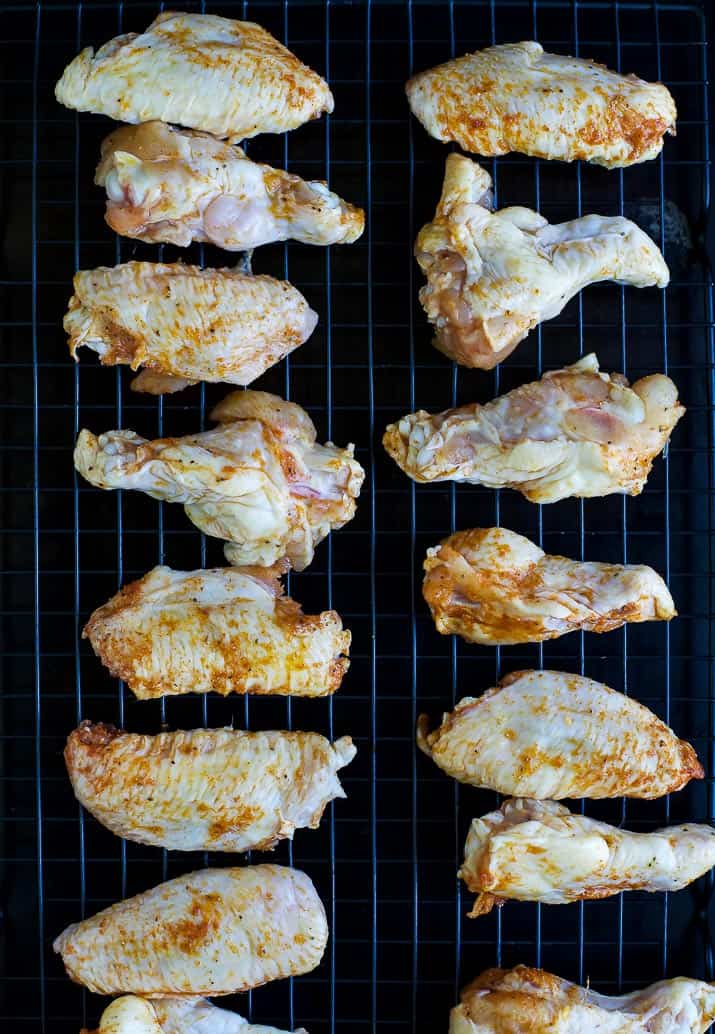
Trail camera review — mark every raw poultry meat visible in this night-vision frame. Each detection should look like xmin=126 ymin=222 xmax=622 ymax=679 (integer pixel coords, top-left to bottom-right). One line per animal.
xmin=383 ymin=354 xmax=683 ymax=502
xmin=415 ymin=154 xmax=669 ymax=368
xmin=417 ymin=669 xmax=702 ymax=800
xmin=407 ymin=41 xmax=676 ymax=167
xmin=74 ymin=390 xmax=364 ymax=570
xmin=96 ymin=122 xmax=364 ymax=249
xmin=423 ymin=526 xmax=675 ymax=645
xmin=55 ymin=11 xmax=333 ymax=139
xmin=65 ymin=261 xmax=317 ymax=394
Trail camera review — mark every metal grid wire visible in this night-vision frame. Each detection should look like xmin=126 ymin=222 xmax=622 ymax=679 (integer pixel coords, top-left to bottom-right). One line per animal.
xmin=0 ymin=0 xmax=714 ymax=1030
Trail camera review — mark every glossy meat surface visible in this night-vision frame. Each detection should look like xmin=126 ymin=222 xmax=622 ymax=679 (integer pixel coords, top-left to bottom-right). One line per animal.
xmin=407 ymin=41 xmax=676 ymax=167
xmin=54 ymin=865 xmax=328 ymax=996
xmin=418 ymin=669 xmax=702 ymax=800
xmin=83 ymin=565 xmax=350 ymax=699
xmin=451 ymin=966 xmax=715 ymax=1034
xmin=86 ymin=995 xmax=306 ymax=1034
xmin=383 ymin=354 xmax=684 ymax=502
xmin=55 ymin=12 xmax=334 ymax=139
xmin=415 ymin=155 xmax=669 ymax=368
xmin=65 ymin=261 xmax=317 ymax=394
xmin=423 ymin=527 xmax=675 ymax=645
xmin=459 ymin=799 xmax=715 ymax=916
xmin=74 ymin=390 xmax=364 ymax=570
xmin=96 ymin=122 xmax=364 ymax=249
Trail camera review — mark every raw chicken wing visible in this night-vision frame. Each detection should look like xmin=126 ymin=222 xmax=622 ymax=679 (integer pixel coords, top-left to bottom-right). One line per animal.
xmin=417 ymin=669 xmax=702 ymax=799
xmin=83 ymin=565 xmax=350 ymax=699
xmin=407 ymin=41 xmax=676 ymax=167
xmin=415 ymin=154 xmax=669 ymax=368
xmin=451 ymin=966 xmax=715 ymax=1034
xmin=65 ymin=261 xmax=317 ymax=394
xmin=459 ymin=798 xmax=715 ymax=917
xmin=54 ymin=864 xmax=327 ymax=996
xmin=55 ymin=12 xmax=333 ymax=139
xmin=74 ymin=391 xmax=364 ymax=570
xmin=66 ymin=722 xmax=356 ymax=851
xmin=86 ymin=996 xmax=306 ymax=1034
xmin=383 ymin=354 xmax=683 ymax=502
xmin=96 ymin=122 xmax=364 ymax=250
xmin=423 ymin=527 xmax=675 ymax=645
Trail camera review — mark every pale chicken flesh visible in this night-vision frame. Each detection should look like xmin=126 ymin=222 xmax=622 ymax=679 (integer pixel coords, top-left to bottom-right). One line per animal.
xmin=383 ymin=354 xmax=684 ymax=502
xmin=74 ymin=390 xmax=364 ymax=570
xmin=55 ymin=11 xmax=334 ymax=139
xmin=415 ymin=154 xmax=669 ymax=368
xmin=407 ymin=41 xmax=677 ymax=167
xmin=96 ymin=122 xmax=364 ymax=250
xmin=83 ymin=565 xmax=350 ymax=699
xmin=65 ymin=261 xmax=318 ymax=394
xmin=451 ymin=966 xmax=715 ymax=1034
xmin=66 ymin=722 xmax=356 ymax=852
xmin=85 ymin=996 xmax=307 ymax=1034
xmin=54 ymin=865 xmax=327 ymax=996
xmin=459 ymin=798 xmax=715 ymax=917
xmin=423 ymin=526 xmax=675 ymax=645
xmin=417 ymin=669 xmax=702 ymax=800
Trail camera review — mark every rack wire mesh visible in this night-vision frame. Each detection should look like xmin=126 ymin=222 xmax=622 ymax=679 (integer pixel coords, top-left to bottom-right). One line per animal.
xmin=1 ymin=0 xmax=714 ymax=1031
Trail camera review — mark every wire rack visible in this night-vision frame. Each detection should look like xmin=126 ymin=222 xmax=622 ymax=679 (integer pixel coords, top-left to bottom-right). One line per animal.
xmin=1 ymin=0 xmax=714 ymax=1031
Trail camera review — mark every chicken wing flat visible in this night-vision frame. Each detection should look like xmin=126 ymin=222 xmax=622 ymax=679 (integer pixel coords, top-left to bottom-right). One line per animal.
xmin=55 ymin=12 xmax=333 ymax=139
xmin=96 ymin=122 xmax=364 ymax=250
xmin=417 ymin=670 xmax=702 ymax=800
xmin=423 ymin=527 xmax=675 ymax=645
xmin=54 ymin=864 xmax=327 ymax=996
xmin=83 ymin=565 xmax=349 ymax=699
xmin=383 ymin=354 xmax=683 ymax=502
xmin=459 ymin=798 xmax=715 ymax=917
xmin=452 ymin=966 xmax=715 ymax=1034
xmin=407 ymin=41 xmax=676 ymax=168
xmin=66 ymin=722 xmax=356 ymax=851
xmin=65 ymin=261 xmax=317 ymax=394
xmin=86 ymin=996 xmax=306 ymax=1034
xmin=415 ymin=155 xmax=669 ymax=368
xmin=74 ymin=391 xmax=364 ymax=570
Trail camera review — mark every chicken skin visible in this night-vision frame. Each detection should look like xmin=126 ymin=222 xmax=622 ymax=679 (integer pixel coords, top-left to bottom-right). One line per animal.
xmin=452 ymin=966 xmax=715 ymax=1034
xmin=54 ymin=865 xmax=327 ymax=996
xmin=415 ymin=155 xmax=669 ymax=368
xmin=65 ymin=261 xmax=317 ymax=395
xmin=459 ymin=798 xmax=715 ymax=917
xmin=86 ymin=996 xmax=306 ymax=1034
xmin=65 ymin=722 xmax=356 ymax=852
xmin=74 ymin=391 xmax=364 ymax=570
xmin=96 ymin=122 xmax=364 ymax=250
xmin=83 ymin=565 xmax=350 ymax=699
xmin=407 ymin=41 xmax=677 ymax=168
xmin=423 ymin=527 xmax=675 ymax=645
xmin=417 ymin=670 xmax=702 ymax=800
xmin=55 ymin=12 xmax=333 ymax=139
xmin=383 ymin=354 xmax=683 ymax=502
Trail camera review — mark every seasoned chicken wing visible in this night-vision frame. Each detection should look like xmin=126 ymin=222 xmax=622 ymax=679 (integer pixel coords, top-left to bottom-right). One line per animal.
xmin=417 ymin=670 xmax=702 ymax=800
xmin=415 ymin=155 xmax=669 ymax=368
xmin=55 ymin=11 xmax=333 ymax=139
xmin=96 ymin=122 xmax=364 ymax=250
xmin=65 ymin=261 xmax=317 ymax=395
xmin=54 ymin=864 xmax=327 ymax=996
xmin=86 ymin=995 xmax=306 ymax=1034
xmin=452 ymin=966 xmax=715 ymax=1034
xmin=423 ymin=527 xmax=675 ymax=645
xmin=66 ymin=722 xmax=356 ymax=851
xmin=383 ymin=354 xmax=683 ymax=502
xmin=407 ymin=41 xmax=676 ymax=168
xmin=459 ymin=798 xmax=715 ymax=917
xmin=83 ymin=565 xmax=349 ymax=699
xmin=74 ymin=391 xmax=364 ymax=570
